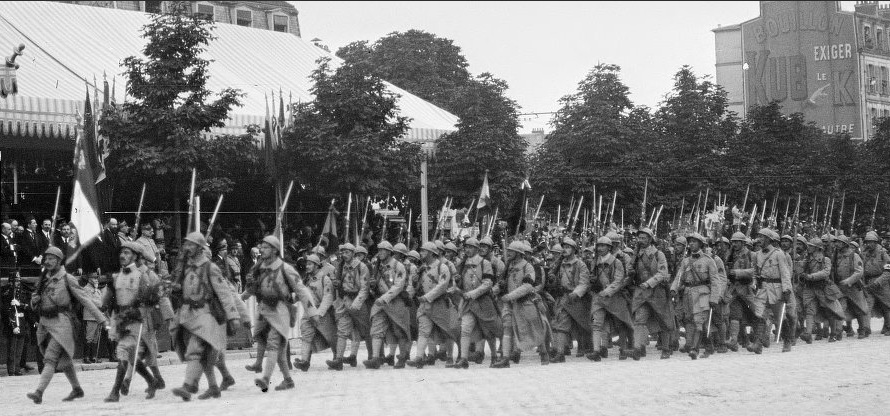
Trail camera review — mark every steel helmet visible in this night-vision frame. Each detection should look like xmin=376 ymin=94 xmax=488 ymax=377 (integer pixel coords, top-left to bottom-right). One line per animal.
xmin=186 ymin=232 xmax=210 ymax=249
xmin=465 ymin=237 xmax=480 ymax=248
xmin=596 ymin=236 xmax=613 ymax=247
xmin=393 ymin=243 xmax=409 ymax=256
xmin=730 ymin=232 xmax=747 ymax=242
xmin=506 ymin=241 xmax=525 ymax=254
xmin=377 ymin=241 xmax=394 ymax=252
xmin=420 ymin=242 xmax=439 ymax=256
xmin=44 ymin=246 xmax=64 ymax=261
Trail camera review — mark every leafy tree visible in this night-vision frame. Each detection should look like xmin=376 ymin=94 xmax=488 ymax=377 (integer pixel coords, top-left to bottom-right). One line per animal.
xmin=278 ymin=57 xmax=419 ymax=204
xmin=102 ymin=4 xmax=244 ymax=237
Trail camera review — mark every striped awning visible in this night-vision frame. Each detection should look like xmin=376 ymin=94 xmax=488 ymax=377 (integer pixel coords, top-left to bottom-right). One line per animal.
xmin=0 ymin=2 xmax=458 ymax=145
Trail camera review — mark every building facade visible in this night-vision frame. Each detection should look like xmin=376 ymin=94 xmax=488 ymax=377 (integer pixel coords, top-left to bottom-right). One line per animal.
xmin=55 ymin=1 xmax=301 ymax=37
xmin=714 ymin=1 xmax=890 ymax=140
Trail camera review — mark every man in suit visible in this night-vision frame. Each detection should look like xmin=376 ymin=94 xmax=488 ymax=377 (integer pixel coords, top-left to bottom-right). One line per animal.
xmin=37 ymin=219 xmax=52 ymax=252
xmin=83 ymin=218 xmax=121 ymax=275
xmin=17 ymin=216 xmax=42 ymax=277
xmin=1 ymin=221 xmax=17 ymax=277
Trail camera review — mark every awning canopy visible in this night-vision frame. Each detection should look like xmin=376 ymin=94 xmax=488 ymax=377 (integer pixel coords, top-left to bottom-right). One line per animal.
xmin=0 ymin=2 xmax=458 ymax=144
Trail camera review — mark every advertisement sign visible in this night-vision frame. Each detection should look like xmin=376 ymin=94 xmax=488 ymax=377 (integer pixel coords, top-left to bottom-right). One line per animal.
xmin=742 ymin=1 xmax=861 ymax=137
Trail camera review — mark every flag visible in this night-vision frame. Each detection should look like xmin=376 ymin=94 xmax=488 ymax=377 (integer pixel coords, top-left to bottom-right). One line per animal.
xmin=264 ymin=94 xmax=277 ymax=177
xmin=322 ymin=199 xmax=339 ymax=237
xmin=510 ymin=175 xmax=530 ymax=236
xmin=477 ymin=171 xmax=491 ymax=209
xmin=68 ymin=92 xmax=104 ymax=264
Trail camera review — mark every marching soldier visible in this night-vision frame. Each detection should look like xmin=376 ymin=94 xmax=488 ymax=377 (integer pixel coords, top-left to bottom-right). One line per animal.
xmin=137 ymin=247 xmax=175 ymax=395
xmin=406 ymin=242 xmax=456 ymax=368
xmin=549 ymin=237 xmax=590 ymax=363
xmin=26 ymin=247 xmax=108 ymax=404
xmin=867 ymin=263 xmax=890 ymax=335
xmin=799 ymin=237 xmax=845 ymax=343
xmin=669 ymin=236 xmax=687 ymax=353
xmin=705 ymin=240 xmax=729 ymax=357
xmin=450 ymin=237 xmax=501 ymax=368
xmin=669 ymin=233 xmax=721 ymax=360
xmin=168 ymin=232 xmax=241 ymax=400
xmin=363 ymin=241 xmax=412 ymax=369
xmin=492 ymin=241 xmax=550 ymax=367
xmin=81 ymin=273 xmax=103 ymax=364
xmin=102 ymin=242 xmax=162 ymax=402
xmin=293 ymin=254 xmax=337 ymax=372
xmin=326 ymin=243 xmax=370 ymax=370
xmin=630 ymin=228 xmax=672 ymax=360
xmin=208 ymin=243 xmax=250 ymax=392
xmin=831 ymin=235 xmax=869 ymax=339
xmin=861 ymin=231 xmax=890 ymax=334
xmin=743 ymin=229 xmax=795 ymax=354
xmin=725 ymin=232 xmax=758 ymax=351
xmin=586 ymin=237 xmax=633 ymax=361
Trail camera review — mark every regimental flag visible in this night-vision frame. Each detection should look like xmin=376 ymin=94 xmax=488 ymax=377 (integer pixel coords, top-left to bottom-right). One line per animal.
xmin=477 ymin=171 xmax=491 ymax=209
xmin=322 ymin=199 xmax=339 ymax=238
xmin=264 ymin=94 xmax=277 ymax=177
xmin=68 ymin=92 xmax=103 ymax=264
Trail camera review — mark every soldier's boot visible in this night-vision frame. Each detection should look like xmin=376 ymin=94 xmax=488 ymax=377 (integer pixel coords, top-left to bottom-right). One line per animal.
xmin=104 ymin=364 xmax=127 ymax=402
xmin=197 ymin=364 xmax=221 ymax=400
xmin=550 ymin=333 xmax=566 ymax=363
xmin=761 ymin=322 xmax=771 ymax=348
xmin=255 ymin=356 xmax=277 ymax=392
xmin=687 ymin=327 xmax=700 ymax=360
xmin=326 ymin=358 xmax=344 ymax=371
xmin=274 ymin=377 xmax=295 ymax=391
xmin=701 ymin=335 xmax=714 ymax=359
xmin=135 ymin=361 xmax=157 ymax=399
xmin=27 ymin=390 xmax=44 ymax=404
xmin=491 ymin=356 xmax=511 ymax=368
xmin=343 ymin=354 xmax=358 ymax=367
xmin=586 ymin=330 xmax=602 ymax=361
xmin=747 ymin=321 xmax=764 ymax=354
xmin=213 ymin=357 xmax=235 ymax=391
xmin=245 ymin=343 xmax=265 ymax=373
xmin=716 ymin=318 xmax=728 ymax=353
xmin=510 ymin=349 xmax=522 ymax=364
xmin=453 ymin=358 xmax=469 ymax=369
xmin=59 ymin=366 xmax=84 ymax=402
xmin=883 ymin=312 xmax=890 ymax=335
xmin=383 ymin=354 xmax=396 ymax=367
xmin=171 ymin=383 xmax=198 ymax=401
xmin=406 ymin=355 xmax=427 ymax=369
xmin=148 ymin=366 xmax=165 ymax=390
xmin=62 ymin=387 xmax=85 ymax=402
xmin=857 ymin=316 xmax=870 ymax=339
xmin=436 ymin=347 xmax=449 ymax=362
xmin=364 ymin=339 xmax=384 ymax=369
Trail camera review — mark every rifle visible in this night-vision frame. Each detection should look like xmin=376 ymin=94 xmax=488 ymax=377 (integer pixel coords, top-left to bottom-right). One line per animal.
xmin=534 ymin=195 xmax=545 ymax=223
xmin=205 ymin=194 xmax=224 ymax=240
xmin=745 ymin=204 xmax=759 ymax=239
xmin=835 ymin=190 xmax=846 ymax=236
xmin=741 ymin=183 xmax=750 ymax=213
xmin=608 ymin=190 xmax=617 ymax=229
xmin=870 ymin=193 xmax=880 ymax=230
xmin=359 ymin=195 xmax=371 ymax=246
xmin=782 ymin=197 xmax=791 ymax=234
xmin=134 ymin=183 xmax=146 ymax=236
xmin=185 ymin=168 xmax=196 ymax=238
xmin=49 ymin=186 xmax=61 ymax=246
xmin=641 ymin=178 xmax=648 ymax=227
xmin=406 ymin=209 xmax=413 ymax=248
xmin=571 ymin=196 xmax=584 ymax=234
xmin=849 ymin=204 xmax=857 ymax=237
xmin=677 ymin=197 xmax=685 ymax=231
xmin=345 ymin=192 xmax=352 ymax=245
xmin=193 ymin=196 xmax=201 ymax=234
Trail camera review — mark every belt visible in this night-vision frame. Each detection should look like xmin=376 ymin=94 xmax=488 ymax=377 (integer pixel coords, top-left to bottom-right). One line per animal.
xmin=760 ymin=278 xmax=781 ymax=283
xmin=340 ymin=290 xmax=359 ymax=297
xmin=39 ymin=305 xmax=70 ymax=318
xmin=685 ymin=281 xmax=710 ymax=288
xmin=184 ymin=299 xmax=206 ymax=309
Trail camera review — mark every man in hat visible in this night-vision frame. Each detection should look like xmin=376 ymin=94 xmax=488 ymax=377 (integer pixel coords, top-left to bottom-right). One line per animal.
xmin=669 ymin=233 xmax=721 ymax=360
xmin=102 ymin=241 xmax=164 ymax=402
xmin=725 ymin=232 xmax=758 ymax=351
xmin=326 ymin=243 xmax=370 ymax=370
xmin=206 ymin=244 xmax=250 ymax=392
xmin=549 ymin=237 xmax=590 ymax=363
xmin=740 ymin=229 xmax=795 ymax=354
xmin=831 ymin=235 xmax=869 ymax=339
xmin=449 ymin=237 xmax=501 ymax=368
xmin=136 ymin=244 xmax=176 ymax=395
xmin=293 ymin=254 xmax=337 ymax=372
xmin=491 ymin=241 xmax=550 ymax=367
xmin=668 ymin=236 xmax=687 ymax=353
xmin=213 ymin=239 xmax=242 ymax=293
xmin=136 ymin=223 xmax=164 ymax=275
xmin=406 ymin=242 xmax=456 ymax=368
xmin=799 ymin=237 xmax=845 ymax=342
xmin=867 ymin=263 xmax=890 ymax=334
xmin=861 ymin=231 xmax=890 ymax=334
xmin=169 ymin=232 xmax=241 ymax=400
xmin=629 ymin=228 xmax=672 ymax=360
xmin=25 ymin=247 xmax=108 ymax=404
xmin=584 ymin=237 xmax=633 ymax=362
xmin=363 ymin=241 xmax=412 ymax=369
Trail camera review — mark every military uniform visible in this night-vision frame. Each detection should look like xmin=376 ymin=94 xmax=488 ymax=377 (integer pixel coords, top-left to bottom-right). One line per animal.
xmin=588 ymin=237 xmax=632 ymax=361
xmin=630 ymin=231 xmax=673 ymax=359
xmin=867 ymin=264 xmax=890 ymax=335
xmin=327 ymin=243 xmax=370 ymax=370
xmin=295 ymin=255 xmax=337 ymax=371
xmin=550 ymin=238 xmax=590 ymax=362
xmin=831 ymin=236 xmax=868 ymax=337
xmin=452 ymin=247 xmax=501 ymax=368
xmin=726 ymin=233 xmax=758 ymax=351
xmin=799 ymin=238 xmax=845 ymax=342
xmin=670 ymin=234 xmax=721 ymax=359
xmin=363 ymin=242 xmax=412 ymax=369
xmin=493 ymin=241 xmax=549 ymax=368
xmin=407 ymin=243 xmax=455 ymax=368
xmin=169 ymin=233 xmax=240 ymax=401
xmin=740 ymin=229 xmax=795 ymax=354
xmin=861 ymin=232 xmax=890 ymax=334
xmin=26 ymin=247 xmax=107 ymax=404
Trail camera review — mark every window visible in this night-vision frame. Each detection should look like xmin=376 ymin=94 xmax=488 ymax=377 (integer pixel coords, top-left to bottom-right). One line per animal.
xmin=883 ymin=66 xmax=889 ymax=94
xmin=865 ymin=25 xmax=872 ymax=45
xmin=868 ymin=64 xmax=876 ymax=93
xmin=144 ymin=1 xmax=162 ymax=13
xmin=878 ymin=29 xmax=884 ymax=50
xmin=195 ymin=3 xmax=214 ymax=20
xmin=236 ymin=9 xmax=252 ymax=27
xmin=884 ymin=109 xmax=889 ymax=118
xmin=273 ymin=15 xmax=288 ymax=32
xmin=872 ymin=107 xmax=878 ymax=120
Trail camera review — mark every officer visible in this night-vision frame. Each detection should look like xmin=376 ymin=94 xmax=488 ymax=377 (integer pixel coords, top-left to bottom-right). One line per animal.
xmin=743 ymin=229 xmax=794 ymax=354
xmin=363 ymin=241 xmax=412 ymax=370
xmin=725 ymin=232 xmax=758 ymax=351
xmin=832 ymin=235 xmax=868 ymax=339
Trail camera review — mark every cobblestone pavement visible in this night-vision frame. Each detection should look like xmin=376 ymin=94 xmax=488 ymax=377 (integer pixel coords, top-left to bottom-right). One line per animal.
xmin=3 ymin=322 xmax=889 ymax=416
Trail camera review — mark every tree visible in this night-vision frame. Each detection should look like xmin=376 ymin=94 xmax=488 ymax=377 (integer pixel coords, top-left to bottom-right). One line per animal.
xmin=278 ymin=57 xmax=419 ymax=204
xmin=102 ymin=4 xmax=244 ymax=237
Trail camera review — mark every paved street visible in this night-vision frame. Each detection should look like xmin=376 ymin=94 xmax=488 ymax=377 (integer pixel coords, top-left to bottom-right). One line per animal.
xmin=3 ymin=322 xmax=889 ymax=416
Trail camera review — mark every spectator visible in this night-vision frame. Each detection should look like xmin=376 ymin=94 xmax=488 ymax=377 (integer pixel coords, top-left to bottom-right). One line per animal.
xmin=17 ymin=216 xmax=42 ymax=277
xmin=136 ymin=222 xmax=166 ymax=275
xmin=81 ymin=273 xmax=103 ymax=364
xmin=2 ymin=272 xmax=29 ymax=375
xmin=63 ymin=224 xmax=82 ymax=274
xmin=38 ymin=218 xmax=52 ymax=252
xmin=83 ymin=217 xmax=121 ymax=275
xmin=117 ymin=220 xmax=132 ymax=243
xmin=1 ymin=221 xmax=17 ymax=277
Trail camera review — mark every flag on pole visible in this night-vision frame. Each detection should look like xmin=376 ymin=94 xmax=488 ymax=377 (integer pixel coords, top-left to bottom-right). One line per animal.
xmin=264 ymin=94 xmax=277 ymax=177
xmin=477 ymin=171 xmax=491 ymax=209
xmin=322 ymin=199 xmax=339 ymax=238
xmin=68 ymin=91 xmax=104 ymax=264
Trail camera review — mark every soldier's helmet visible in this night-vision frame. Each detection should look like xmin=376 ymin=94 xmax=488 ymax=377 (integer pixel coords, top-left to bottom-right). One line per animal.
xmin=596 ymin=236 xmax=613 ymax=247
xmin=780 ymin=234 xmax=793 ymax=243
xmin=44 ymin=246 xmax=64 ymax=261
xmin=444 ymin=242 xmax=459 ymax=254
xmin=806 ymin=237 xmax=824 ymax=249
xmin=884 ymin=263 xmax=890 ymax=271
xmin=506 ymin=241 xmax=525 ymax=254
xmin=407 ymin=250 xmax=421 ymax=261
xmin=420 ymin=242 xmax=439 ymax=256
xmin=835 ymin=235 xmax=851 ymax=245
xmin=562 ymin=237 xmax=579 ymax=249
xmin=377 ymin=241 xmax=394 ymax=252
xmin=757 ymin=228 xmax=780 ymax=242
xmin=187 ymin=231 xmax=210 ymax=250
xmin=687 ymin=233 xmax=707 ymax=246
xmin=464 ymin=237 xmax=481 ymax=249
xmin=355 ymin=246 xmax=368 ymax=256
xmin=480 ymin=237 xmax=495 ymax=247
xmin=719 ymin=237 xmax=730 ymax=245
xmin=730 ymin=232 xmax=747 ymax=242
xmin=522 ymin=241 xmax=533 ymax=255
xmin=393 ymin=243 xmax=409 ymax=256
xmin=795 ymin=235 xmax=808 ymax=246
xmin=864 ymin=231 xmax=881 ymax=243
xmin=340 ymin=243 xmax=356 ymax=252
xmin=306 ymin=254 xmax=322 ymax=266
xmin=311 ymin=245 xmax=327 ymax=257
xmin=606 ymin=231 xmax=623 ymax=243
xmin=434 ymin=240 xmax=446 ymax=253
xmin=549 ymin=244 xmax=563 ymax=253
xmin=637 ymin=227 xmax=655 ymax=240
xmin=850 ymin=241 xmax=860 ymax=250
xmin=674 ymin=236 xmax=688 ymax=246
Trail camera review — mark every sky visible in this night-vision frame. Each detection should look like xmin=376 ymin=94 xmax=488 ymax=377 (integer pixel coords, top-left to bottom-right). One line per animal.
xmin=292 ymin=1 xmax=766 ymax=133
